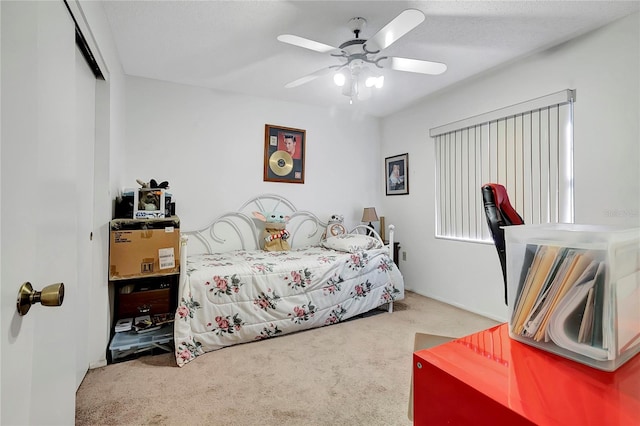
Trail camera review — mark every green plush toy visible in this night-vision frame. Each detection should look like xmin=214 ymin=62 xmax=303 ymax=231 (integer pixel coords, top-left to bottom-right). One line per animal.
xmin=253 ymin=211 xmax=291 ymax=251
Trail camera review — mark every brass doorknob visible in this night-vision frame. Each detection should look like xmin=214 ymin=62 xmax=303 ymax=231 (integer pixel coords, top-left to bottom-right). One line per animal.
xmin=16 ymin=282 xmax=65 ymax=316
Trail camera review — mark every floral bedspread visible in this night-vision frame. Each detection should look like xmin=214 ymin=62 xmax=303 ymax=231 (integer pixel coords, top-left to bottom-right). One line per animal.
xmin=174 ymin=246 xmax=404 ymax=366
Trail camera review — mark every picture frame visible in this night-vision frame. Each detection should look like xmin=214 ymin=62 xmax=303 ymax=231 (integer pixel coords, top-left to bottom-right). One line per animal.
xmin=133 ymin=188 xmax=166 ymax=218
xmin=263 ymin=124 xmax=306 ymax=184
xmin=385 ymin=153 xmax=409 ymax=195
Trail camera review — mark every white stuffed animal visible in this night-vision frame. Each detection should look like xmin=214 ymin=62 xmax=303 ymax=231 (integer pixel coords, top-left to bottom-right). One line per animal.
xmin=322 ymin=214 xmax=346 ymax=240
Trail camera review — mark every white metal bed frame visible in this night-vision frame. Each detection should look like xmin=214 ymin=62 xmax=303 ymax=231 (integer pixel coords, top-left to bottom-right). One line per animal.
xmin=178 ymin=194 xmax=397 ymax=311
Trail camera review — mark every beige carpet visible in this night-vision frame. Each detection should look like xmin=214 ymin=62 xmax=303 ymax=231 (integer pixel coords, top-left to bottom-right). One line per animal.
xmin=76 ymin=291 xmax=499 ymax=425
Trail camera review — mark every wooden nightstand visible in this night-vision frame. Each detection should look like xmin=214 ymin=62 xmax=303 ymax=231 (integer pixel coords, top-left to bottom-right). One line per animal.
xmin=385 ymin=240 xmax=401 ymax=269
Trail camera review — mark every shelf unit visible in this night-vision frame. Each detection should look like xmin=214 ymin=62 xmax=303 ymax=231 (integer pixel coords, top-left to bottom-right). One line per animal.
xmin=108 ymin=216 xmax=180 ymax=362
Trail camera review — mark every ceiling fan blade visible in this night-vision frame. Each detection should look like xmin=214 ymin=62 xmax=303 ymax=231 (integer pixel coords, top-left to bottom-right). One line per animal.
xmin=388 ymin=57 xmax=447 ymax=75
xmin=366 ymin=9 xmax=425 ymax=52
xmin=284 ymin=67 xmax=333 ymax=88
xmin=277 ymin=34 xmax=339 ymax=53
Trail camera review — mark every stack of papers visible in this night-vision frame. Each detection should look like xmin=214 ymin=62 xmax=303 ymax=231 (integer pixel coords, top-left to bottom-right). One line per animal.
xmin=510 ymin=244 xmax=612 ymax=360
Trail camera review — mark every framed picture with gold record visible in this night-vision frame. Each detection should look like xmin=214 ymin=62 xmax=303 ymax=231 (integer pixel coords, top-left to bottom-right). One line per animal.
xmin=263 ymin=124 xmax=306 ymax=184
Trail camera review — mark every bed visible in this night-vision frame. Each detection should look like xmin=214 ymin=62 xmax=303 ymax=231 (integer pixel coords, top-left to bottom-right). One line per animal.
xmin=174 ymin=194 xmax=404 ymax=366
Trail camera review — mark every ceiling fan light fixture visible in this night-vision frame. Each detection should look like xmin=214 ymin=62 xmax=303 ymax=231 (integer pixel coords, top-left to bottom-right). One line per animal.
xmin=278 ymin=9 xmax=446 ymax=104
xmin=365 ymin=76 xmax=375 ymax=88
xmin=365 ymin=75 xmax=384 ymax=89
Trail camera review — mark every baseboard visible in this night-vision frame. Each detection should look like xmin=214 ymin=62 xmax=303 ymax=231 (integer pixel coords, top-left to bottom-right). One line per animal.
xmin=411 ymin=290 xmax=507 ymax=323
xmin=89 ymin=359 xmax=108 ymax=369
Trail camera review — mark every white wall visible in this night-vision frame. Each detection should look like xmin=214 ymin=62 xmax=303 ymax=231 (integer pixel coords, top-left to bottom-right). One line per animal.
xmin=102 ymin=11 xmax=639 ymax=355
xmin=380 ymin=13 xmax=640 ymax=321
xmin=121 ymin=76 xmax=383 ymax=231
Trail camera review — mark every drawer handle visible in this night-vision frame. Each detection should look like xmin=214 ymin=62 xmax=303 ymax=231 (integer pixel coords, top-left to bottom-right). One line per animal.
xmin=137 ymin=304 xmax=151 ymax=314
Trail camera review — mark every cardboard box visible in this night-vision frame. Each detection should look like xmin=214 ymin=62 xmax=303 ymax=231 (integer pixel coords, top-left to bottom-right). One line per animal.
xmin=109 ymin=221 xmax=180 ymax=280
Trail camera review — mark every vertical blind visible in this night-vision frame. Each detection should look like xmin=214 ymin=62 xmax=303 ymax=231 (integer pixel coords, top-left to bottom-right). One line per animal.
xmin=431 ymin=90 xmax=575 ymax=242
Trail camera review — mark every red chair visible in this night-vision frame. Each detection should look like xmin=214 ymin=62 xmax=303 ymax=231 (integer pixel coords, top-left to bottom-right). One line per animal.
xmin=481 ymin=183 xmax=524 ymax=305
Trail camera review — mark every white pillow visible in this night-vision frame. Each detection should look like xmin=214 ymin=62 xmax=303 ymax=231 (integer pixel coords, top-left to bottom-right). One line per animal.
xmin=322 ymin=234 xmax=383 ymax=253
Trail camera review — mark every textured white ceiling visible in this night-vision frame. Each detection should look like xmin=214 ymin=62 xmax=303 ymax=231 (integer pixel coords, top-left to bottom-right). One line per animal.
xmin=100 ymin=0 xmax=639 ymax=117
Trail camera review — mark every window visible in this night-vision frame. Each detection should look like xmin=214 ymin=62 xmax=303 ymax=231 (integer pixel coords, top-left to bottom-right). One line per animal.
xmin=431 ymin=90 xmax=575 ymax=242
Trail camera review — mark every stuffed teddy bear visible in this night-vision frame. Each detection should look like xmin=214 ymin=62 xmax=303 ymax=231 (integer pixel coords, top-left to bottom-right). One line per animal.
xmin=253 ymin=211 xmax=291 ymax=252
xmin=136 ymin=178 xmax=169 ymax=190
xmin=322 ymin=214 xmax=346 ymax=240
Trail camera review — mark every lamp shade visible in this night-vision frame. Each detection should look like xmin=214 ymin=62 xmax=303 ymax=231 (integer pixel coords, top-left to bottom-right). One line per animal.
xmin=361 ymin=207 xmax=379 ymax=223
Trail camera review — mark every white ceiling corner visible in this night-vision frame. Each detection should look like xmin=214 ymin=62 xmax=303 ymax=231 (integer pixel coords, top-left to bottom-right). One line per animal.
xmin=100 ymin=0 xmax=640 ymax=117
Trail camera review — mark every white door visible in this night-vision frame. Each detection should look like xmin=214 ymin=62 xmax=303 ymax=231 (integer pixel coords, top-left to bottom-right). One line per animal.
xmin=1 ymin=1 xmax=80 ymax=424
xmin=75 ymin=41 xmax=96 ymax=389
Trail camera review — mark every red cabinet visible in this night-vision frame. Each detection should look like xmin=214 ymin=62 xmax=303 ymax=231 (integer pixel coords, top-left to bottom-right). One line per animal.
xmin=413 ymin=323 xmax=640 ymax=425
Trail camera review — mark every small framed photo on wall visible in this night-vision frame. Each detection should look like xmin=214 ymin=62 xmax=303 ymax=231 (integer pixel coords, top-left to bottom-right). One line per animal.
xmin=263 ymin=124 xmax=306 ymax=184
xmin=385 ymin=153 xmax=409 ymax=195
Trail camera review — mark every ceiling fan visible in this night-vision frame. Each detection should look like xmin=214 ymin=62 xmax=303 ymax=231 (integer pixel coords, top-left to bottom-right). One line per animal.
xmin=277 ymin=9 xmax=447 ymax=102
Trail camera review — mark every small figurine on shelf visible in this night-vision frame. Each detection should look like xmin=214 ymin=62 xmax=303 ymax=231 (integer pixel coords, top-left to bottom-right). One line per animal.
xmin=136 ymin=178 xmax=169 ymax=190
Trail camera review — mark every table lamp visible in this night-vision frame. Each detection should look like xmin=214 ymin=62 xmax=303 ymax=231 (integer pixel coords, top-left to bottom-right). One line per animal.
xmin=361 ymin=207 xmax=379 ymax=236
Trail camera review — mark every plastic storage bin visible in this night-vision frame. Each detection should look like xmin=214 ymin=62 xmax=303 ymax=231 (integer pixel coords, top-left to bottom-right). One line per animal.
xmin=109 ymin=326 xmax=174 ymax=361
xmin=505 ymin=224 xmax=640 ymax=371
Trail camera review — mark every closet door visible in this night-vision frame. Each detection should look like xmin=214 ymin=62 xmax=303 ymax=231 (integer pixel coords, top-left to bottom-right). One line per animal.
xmin=75 ymin=41 xmax=97 ymax=390
xmin=1 ymin=1 xmax=79 ymax=423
